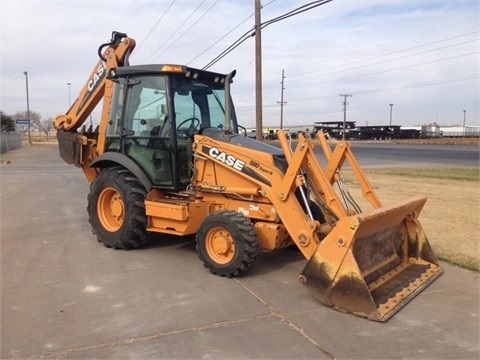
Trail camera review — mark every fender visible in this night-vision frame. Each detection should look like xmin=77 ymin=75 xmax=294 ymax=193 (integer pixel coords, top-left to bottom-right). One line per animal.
xmin=90 ymin=152 xmax=153 ymax=191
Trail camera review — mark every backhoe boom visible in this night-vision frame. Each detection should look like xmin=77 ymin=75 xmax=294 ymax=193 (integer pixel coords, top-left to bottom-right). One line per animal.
xmin=54 ymin=31 xmax=135 ymax=133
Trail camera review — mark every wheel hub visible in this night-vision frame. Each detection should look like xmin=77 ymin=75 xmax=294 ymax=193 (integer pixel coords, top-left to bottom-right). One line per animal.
xmin=98 ymin=187 xmax=125 ymax=231
xmin=109 ymin=194 xmax=124 ymax=222
xmin=207 ymin=229 xmax=235 ymax=264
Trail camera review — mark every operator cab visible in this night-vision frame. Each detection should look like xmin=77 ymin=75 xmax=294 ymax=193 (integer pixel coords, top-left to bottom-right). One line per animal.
xmin=105 ymin=65 xmax=238 ymax=191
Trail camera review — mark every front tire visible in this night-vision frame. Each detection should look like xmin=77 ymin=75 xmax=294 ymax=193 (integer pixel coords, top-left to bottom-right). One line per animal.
xmin=88 ymin=166 xmax=149 ymax=249
xmin=196 ymin=210 xmax=259 ymax=277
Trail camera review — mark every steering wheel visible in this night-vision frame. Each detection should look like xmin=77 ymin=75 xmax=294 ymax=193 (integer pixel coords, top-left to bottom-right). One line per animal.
xmin=176 ymin=117 xmax=200 ymax=137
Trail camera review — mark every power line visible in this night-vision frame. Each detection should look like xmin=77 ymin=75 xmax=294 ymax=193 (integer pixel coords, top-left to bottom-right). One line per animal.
xmin=150 ymin=0 xmax=220 ymax=63
xmin=290 ymin=74 xmax=479 ymax=103
xmin=202 ymin=27 xmax=255 ymax=70
xmin=260 ymin=0 xmax=332 ymax=29
xmin=289 ymin=51 xmax=478 ymax=90
xmin=202 ymin=0 xmax=333 ymax=70
xmin=187 ymin=12 xmax=254 ymax=66
xmin=288 ymin=16 xmax=478 ymax=79
xmin=135 ymin=0 xmax=176 ymax=54
xmin=249 ymin=35 xmax=477 ymax=96
xmin=353 ymin=74 xmax=479 ymax=95
xmin=233 ymin=50 xmax=478 ymax=99
xmin=254 ymin=23 xmax=478 ymax=92
xmin=242 ymin=73 xmax=479 ymax=105
xmin=288 ymin=31 xmax=479 ymax=81
xmin=187 ymin=0 xmax=277 ymax=66
xmin=143 ymin=0 xmax=209 ymax=63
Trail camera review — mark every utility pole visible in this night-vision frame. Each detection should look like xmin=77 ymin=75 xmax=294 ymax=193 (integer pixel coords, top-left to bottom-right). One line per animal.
xmin=67 ymin=82 xmax=72 ymax=108
xmin=23 ymin=71 xmax=32 ymax=145
xmin=389 ymin=103 xmax=393 ymax=126
xmin=463 ymin=109 xmax=466 ymax=136
xmin=340 ymin=94 xmax=352 ymax=140
xmin=277 ymin=69 xmax=287 ymax=129
xmin=254 ymin=0 xmax=263 ymax=141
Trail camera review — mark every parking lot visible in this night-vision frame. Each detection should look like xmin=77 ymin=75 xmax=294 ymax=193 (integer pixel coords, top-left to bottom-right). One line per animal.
xmin=1 ymin=143 xmax=479 ymax=359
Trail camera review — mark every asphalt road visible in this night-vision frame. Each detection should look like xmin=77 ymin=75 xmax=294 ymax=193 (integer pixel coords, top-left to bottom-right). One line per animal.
xmin=347 ymin=142 xmax=479 ymax=167
xmin=1 ymin=143 xmax=479 ymax=359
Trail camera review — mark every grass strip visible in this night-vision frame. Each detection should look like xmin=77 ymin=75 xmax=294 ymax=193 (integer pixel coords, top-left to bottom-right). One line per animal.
xmin=362 ymin=167 xmax=479 ymax=182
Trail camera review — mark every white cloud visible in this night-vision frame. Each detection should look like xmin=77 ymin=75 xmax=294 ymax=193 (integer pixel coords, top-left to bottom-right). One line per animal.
xmin=1 ymin=0 xmax=478 ymax=128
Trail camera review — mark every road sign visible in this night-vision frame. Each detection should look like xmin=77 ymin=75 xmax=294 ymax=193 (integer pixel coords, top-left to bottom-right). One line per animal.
xmin=16 ymin=119 xmax=30 ymax=125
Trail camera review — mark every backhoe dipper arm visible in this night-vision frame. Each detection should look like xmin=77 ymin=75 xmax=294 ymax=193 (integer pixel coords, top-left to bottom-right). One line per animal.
xmin=53 ymin=31 xmax=135 ymax=132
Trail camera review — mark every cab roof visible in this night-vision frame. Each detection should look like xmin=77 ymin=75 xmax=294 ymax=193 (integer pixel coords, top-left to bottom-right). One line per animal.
xmin=108 ymin=64 xmax=234 ymax=85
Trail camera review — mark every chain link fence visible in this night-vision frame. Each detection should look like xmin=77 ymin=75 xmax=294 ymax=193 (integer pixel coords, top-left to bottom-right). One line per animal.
xmin=0 ymin=132 xmax=23 ymax=153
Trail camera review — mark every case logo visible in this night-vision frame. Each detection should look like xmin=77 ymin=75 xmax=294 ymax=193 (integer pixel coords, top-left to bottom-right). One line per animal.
xmin=87 ymin=62 xmax=106 ymax=92
xmin=208 ymin=147 xmax=245 ymax=171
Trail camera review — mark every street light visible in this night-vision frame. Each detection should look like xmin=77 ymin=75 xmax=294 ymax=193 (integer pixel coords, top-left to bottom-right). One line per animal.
xmin=463 ymin=110 xmax=466 ymax=136
xmin=389 ymin=103 xmax=393 ymax=126
xmin=67 ymin=82 xmax=71 ymax=107
xmin=23 ymin=71 xmax=32 ymax=145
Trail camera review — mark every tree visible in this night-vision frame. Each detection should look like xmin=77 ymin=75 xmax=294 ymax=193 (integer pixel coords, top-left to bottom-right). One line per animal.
xmin=37 ymin=118 xmax=54 ymax=141
xmin=11 ymin=110 xmax=41 ymax=124
xmin=11 ymin=110 xmax=42 ymax=139
xmin=0 ymin=110 xmax=16 ymax=132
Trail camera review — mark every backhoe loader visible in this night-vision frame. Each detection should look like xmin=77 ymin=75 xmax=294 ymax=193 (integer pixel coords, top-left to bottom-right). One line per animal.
xmin=54 ymin=31 xmax=443 ymax=321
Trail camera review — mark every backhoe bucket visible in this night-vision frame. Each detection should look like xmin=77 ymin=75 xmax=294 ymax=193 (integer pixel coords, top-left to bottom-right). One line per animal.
xmin=300 ymin=195 xmax=443 ymax=321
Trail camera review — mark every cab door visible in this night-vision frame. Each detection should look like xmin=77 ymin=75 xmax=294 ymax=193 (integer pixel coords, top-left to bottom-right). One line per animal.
xmin=105 ymin=75 xmax=176 ymax=188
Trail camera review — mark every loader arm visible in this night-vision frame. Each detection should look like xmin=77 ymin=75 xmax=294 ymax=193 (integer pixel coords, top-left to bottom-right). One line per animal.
xmin=315 ymin=131 xmax=382 ymax=208
xmin=53 ymin=31 xmax=136 ymax=177
xmin=273 ymin=131 xmax=442 ymax=321
xmin=193 ymin=129 xmax=442 ymax=321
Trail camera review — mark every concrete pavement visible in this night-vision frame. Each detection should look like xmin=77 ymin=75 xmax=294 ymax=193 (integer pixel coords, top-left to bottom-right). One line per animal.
xmin=1 ymin=144 xmax=479 ymax=359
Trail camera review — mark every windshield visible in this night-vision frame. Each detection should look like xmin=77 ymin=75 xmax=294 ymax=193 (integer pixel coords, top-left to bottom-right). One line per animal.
xmin=172 ymin=77 xmax=237 ymax=133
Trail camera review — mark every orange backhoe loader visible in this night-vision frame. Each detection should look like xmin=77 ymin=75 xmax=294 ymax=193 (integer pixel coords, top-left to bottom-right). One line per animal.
xmin=54 ymin=31 xmax=443 ymax=321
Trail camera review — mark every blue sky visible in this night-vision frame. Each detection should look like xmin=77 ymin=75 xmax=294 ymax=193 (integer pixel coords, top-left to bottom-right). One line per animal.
xmin=1 ymin=0 xmax=478 ymax=128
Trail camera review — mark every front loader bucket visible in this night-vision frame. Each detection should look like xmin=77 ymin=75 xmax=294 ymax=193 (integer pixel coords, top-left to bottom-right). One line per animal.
xmin=300 ymin=196 xmax=443 ymax=321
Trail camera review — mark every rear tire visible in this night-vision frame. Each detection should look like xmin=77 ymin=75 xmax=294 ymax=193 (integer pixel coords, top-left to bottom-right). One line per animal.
xmin=196 ymin=210 xmax=259 ymax=277
xmin=88 ymin=166 xmax=149 ymax=249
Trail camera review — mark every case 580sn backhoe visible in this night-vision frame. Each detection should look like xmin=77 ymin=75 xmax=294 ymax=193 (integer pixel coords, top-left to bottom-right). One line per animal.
xmin=54 ymin=32 xmax=443 ymax=321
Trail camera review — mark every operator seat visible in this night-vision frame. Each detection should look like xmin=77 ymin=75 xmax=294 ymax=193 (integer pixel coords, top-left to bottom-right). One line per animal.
xmin=147 ymin=125 xmax=165 ymax=149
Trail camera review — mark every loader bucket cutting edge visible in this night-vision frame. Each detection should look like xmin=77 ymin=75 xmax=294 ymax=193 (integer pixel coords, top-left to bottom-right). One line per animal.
xmin=300 ymin=196 xmax=443 ymax=321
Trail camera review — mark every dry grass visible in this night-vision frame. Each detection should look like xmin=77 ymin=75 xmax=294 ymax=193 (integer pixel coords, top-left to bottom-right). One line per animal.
xmin=340 ymin=168 xmax=480 ymax=271
xmin=391 ymin=137 xmax=479 ymax=146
